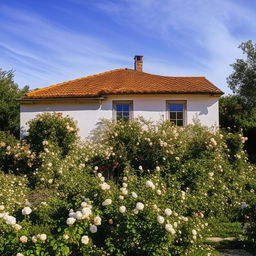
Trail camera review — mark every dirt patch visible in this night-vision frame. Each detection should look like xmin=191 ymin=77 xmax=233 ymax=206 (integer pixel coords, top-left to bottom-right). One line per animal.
xmin=220 ymin=249 xmax=254 ymax=256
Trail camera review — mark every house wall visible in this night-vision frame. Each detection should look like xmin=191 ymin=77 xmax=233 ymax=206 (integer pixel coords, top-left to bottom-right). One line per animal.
xmin=20 ymin=94 xmax=220 ymax=139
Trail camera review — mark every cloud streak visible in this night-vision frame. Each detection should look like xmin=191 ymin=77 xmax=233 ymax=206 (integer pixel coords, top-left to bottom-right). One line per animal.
xmin=1 ymin=0 xmax=256 ymax=94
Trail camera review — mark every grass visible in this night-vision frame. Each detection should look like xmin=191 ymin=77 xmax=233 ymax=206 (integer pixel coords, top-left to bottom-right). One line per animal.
xmin=205 ymin=220 xmax=242 ymax=238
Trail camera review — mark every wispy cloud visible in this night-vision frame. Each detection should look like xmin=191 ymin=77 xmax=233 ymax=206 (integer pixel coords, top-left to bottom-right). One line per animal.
xmin=92 ymin=0 xmax=256 ymax=93
xmin=1 ymin=0 xmax=256 ymax=94
xmin=0 ymin=5 xmax=129 ymax=88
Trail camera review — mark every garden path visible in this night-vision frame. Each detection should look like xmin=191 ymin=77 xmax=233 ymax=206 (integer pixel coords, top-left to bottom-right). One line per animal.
xmin=220 ymin=249 xmax=254 ymax=256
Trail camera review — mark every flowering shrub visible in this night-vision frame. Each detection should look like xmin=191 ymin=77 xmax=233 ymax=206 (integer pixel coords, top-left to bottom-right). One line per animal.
xmin=26 ymin=113 xmax=79 ymax=156
xmin=0 ymin=172 xmax=29 ymax=213
xmin=0 ymin=117 xmax=255 ymax=255
xmin=0 ymin=170 xmax=213 ymax=256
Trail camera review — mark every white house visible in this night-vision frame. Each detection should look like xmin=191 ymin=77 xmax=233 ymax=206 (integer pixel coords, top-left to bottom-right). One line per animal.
xmin=19 ymin=56 xmax=223 ymax=138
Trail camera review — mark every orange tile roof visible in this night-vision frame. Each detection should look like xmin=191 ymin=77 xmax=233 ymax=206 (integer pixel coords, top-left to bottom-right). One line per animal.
xmin=24 ymin=69 xmax=223 ymax=99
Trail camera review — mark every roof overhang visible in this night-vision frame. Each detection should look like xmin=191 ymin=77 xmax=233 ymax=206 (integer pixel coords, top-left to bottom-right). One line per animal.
xmin=17 ymin=97 xmax=105 ymax=104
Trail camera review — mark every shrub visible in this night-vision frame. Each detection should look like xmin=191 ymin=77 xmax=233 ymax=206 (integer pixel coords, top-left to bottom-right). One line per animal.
xmin=25 ymin=113 xmax=79 ymax=156
xmin=0 ymin=119 xmax=255 ymax=255
xmin=0 ymin=171 xmax=29 ymax=213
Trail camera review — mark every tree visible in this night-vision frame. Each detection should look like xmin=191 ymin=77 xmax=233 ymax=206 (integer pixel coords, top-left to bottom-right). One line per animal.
xmin=0 ymin=69 xmax=29 ymax=137
xmin=220 ymin=40 xmax=256 ymax=163
xmin=227 ymin=40 xmax=256 ymax=109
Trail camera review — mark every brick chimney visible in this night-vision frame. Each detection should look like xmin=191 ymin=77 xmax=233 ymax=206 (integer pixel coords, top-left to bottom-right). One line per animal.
xmin=134 ymin=55 xmax=143 ymax=72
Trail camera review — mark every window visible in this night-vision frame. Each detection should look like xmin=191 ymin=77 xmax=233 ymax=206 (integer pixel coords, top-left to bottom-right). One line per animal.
xmin=113 ymin=101 xmax=133 ymax=122
xmin=167 ymin=101 xmax=186 ymax=126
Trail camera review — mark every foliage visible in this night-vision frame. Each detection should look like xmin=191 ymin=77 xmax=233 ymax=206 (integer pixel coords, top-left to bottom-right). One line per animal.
xmin=25 ymin=113 xmax=79 ymax=157
xmin=0 ymin=69 xmax=29 ymax=137
xmin=0 ymin=171 xmax=29 ymax=213
xmin=0 ymin=118 xmax=256 ymax=255
xmin=227 ymin=40 xmax=256 ymax=109
xmin=0 ymin=131 xmax=36 ymax=175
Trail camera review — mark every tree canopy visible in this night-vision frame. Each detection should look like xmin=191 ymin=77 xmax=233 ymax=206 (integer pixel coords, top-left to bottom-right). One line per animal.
xmin=227 ymin=40 xmax=256 ymax=109
xmin=0 ymin=69 xmax=29 ymax=137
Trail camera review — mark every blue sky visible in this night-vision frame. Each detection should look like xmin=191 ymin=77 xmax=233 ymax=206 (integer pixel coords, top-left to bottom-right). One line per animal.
xmin=1 ymin=0 xmax=256 ymax=94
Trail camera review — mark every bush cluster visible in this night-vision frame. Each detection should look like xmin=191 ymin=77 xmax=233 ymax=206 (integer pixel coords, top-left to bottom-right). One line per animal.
xmin=0 ymin=113 xmax=255 ymax=255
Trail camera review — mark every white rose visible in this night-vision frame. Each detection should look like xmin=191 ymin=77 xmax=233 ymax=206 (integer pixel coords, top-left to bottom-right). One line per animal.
xmin=81 ymin=235 xmax=89 ymax=244
xmin=75 ymin=211 xmax=83 ymax=220
xmin=192 ymin=229 xmax=197 ymax=235
xmin=0 ymin=205 xmax=5 ymax=211
xmin=16 ymin=253 xmax=24 ymax=256
xmin=22 ymin=207 xmax=32 ymax=215
xmin=13 ymin=224 xmax=22 ymax=231
xmin=156 ymin=189 xmax=162 ymax=195
xmin=4 ymin=215 xmax=16 ymax=225
xmin=19 ymin=235 xmax=28 ymax=243
xmin=32 ymin=236 xmax=37 ymax=243
xmin=120 ymin=187 xmax=128 ymax=195
xmin=81 ymin=202 xmax=87 ymax=208
xmin=122 ymin=183 xmax=128 ymax=188
xmin=119 ymin=206 xmax=126 ymax=213
xmin=164 ymin=208 xmax=172 ymax=216
xmin=135 ymin=202 xmax=144 ymax=211
xmin=82 ymin=207 xmax=92 ymax=217
xmin=94 ymin=216 xmax=102 ymax=226
xmin=138 ymin=165 xmax=143 ymax=170
xmin=40 ymin=234 xmax=47 ymax=241
xmin=102 ymin=199 xmax=112 ymax=206
xmin=146 ymin=180 xmax=155 ymax=189
xmin=131 ymin=192 xmax=138 ymax=198
xmin=66 ymin=217 xmax=76 ymax=226
xmin=89 ymin=224 xmax=97 ymax=233
xmin=156 ymin=166 xmax=160 ymax=171
xmin=63 ymin=234 xmax=69 ymax=240
xmin=165 ymin=224 xmax=176 ymax=235
xmin=157 ymin=215 xmax=165 ymax=224
xmin=119 ymin=195 xmax=124 ymax=200
xmin=100 ymin=182 xmax=110 ymax=190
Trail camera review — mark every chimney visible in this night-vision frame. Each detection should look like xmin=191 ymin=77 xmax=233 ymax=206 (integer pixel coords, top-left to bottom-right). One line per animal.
xmin=134 ymin=55 xmax=143 ymax=72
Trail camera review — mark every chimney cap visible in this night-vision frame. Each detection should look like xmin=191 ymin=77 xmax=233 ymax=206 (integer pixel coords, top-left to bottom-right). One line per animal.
xmin=134 ymin=55 xmax=143 ymax=60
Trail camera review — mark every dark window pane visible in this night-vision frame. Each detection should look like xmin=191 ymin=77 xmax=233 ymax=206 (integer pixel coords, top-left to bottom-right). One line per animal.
xmin=123 ymin=104 xmax=129 ymax=111
xmin=177 ymin=112 xmax=183 ymax=119
xmin=170 ymin=112 xmax=176 ymax=119
xmin=123 ymin=112 xmax=129 ymax=117
xmin=177 ymin=120 xmax=183 ymax=126
xmin=176 ymin=104 xmax=183 ymax=111
xmin=116 ymin=104 xmax=123 ymax=111
xmin=170 ymin=104 xmax=177 ymax=111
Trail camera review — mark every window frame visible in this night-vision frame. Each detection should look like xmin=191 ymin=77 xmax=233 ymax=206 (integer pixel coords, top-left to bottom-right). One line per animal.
xmin=166 ymin=100 xmax=187 ymax=126
xmin=112 ymin=100 xmax=133 ymax=122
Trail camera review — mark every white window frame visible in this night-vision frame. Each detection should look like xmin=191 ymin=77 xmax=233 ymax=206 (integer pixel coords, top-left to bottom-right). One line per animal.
xmin=166 ymin=100 xmax=187 ymax=126
xmin=112 ymin=100 xmax=133 ymax=122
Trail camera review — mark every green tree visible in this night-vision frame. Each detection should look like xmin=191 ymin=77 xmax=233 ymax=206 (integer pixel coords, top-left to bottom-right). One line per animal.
xmin=220 ymin=40 xmax=256 ymax=162
xmin=0 ymin=69 xmax=29 ymax=137
xmin=227 ymin=40 xmax=256 ymax=109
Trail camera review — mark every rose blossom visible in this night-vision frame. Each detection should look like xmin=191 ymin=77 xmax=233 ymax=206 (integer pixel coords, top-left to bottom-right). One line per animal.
xmin=102 ymin=199 xmax=112 ymax=206
xmin=22 ymin=207 xmax=32 ymax=215
xmin=81 ymin=235 xmax=89 ymax=244
xmin=119 ymin=206 xmax=126 ymax=213
xmin=19 ymin=235 xmax=28 ymax=243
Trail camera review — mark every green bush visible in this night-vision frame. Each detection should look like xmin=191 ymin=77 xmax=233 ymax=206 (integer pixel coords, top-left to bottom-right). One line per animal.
xmin=0 ymin=119 xmax=255 ymax=255
xmin=25 ymin=113 xmax=79 ymax=157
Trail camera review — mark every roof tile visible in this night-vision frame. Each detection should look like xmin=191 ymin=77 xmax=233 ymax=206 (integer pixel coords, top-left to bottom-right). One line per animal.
xmin=24 ymin=69 xmax=223 ymax=99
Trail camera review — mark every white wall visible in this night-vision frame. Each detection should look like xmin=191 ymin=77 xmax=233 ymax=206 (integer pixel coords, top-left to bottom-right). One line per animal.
xmin=20 ymin=94 xmax=220 ymax=138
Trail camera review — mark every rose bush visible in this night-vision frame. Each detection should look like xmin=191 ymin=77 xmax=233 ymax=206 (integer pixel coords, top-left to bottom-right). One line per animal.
xmin=0 ymin=114 xmax=255 ymax=255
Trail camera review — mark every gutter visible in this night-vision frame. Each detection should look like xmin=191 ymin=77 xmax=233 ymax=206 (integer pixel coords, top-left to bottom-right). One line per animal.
xmin=17 ymin=97 xmax=105 ymax=104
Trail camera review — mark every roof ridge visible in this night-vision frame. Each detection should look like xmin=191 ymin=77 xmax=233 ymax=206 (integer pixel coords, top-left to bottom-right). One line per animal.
xmin=27 ymin=68 xmax=127 ymax=96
